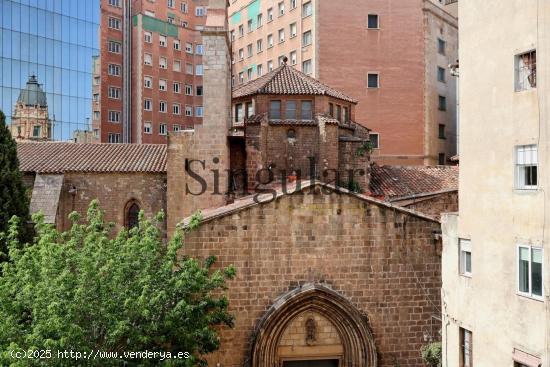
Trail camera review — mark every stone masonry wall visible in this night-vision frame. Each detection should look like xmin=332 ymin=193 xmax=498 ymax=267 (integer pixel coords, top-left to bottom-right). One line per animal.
xmin=401 ymin=190 xmax=458 ymax=220
xmin=181 ymin=185 xmax=442 ymax=367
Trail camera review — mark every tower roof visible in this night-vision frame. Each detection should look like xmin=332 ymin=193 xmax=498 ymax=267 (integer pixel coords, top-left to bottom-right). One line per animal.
xmin=17 ymin=75 xmax=48 ymax=107
xmin=232 ymin=63 xmax=358 ymax=103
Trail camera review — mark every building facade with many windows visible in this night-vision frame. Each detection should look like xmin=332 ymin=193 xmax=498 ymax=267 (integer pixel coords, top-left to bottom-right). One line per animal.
xmin=0 ymin=0 xmax=100 ymax=141
xmin=96 ymin=0 xmax=207 ymax=143
xmin=228 ymin=0 xmax=458 ymax=165
xmin=442 ymin=1 xmax=549 ymax=366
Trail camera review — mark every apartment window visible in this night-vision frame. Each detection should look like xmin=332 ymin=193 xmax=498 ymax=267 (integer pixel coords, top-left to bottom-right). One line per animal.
xmin=303 ymin=1 xmax=312 ymax=17
xmin=268 ymin=8 xmax=274 ymax=22
xmin=301 ymin=101 xmax=313 ymax=120
xmin=516 ymin=145 xmax=538 ymax=190
xmin=174 ymin=60 xmax=181 ymax=72
xmin=291 ymin=0 xmax=297 ymax=9
xmin=343 ymin=106 xmax=349 ymax=121
xmin=93 ymin=111 xmax=100 ymax=120
xmin=268 ymin=60 xmax=274 ymax=72
xmin=93 ymin=93 xmax=99 ymax=102
xmin=185 ymin=84 xmax=193 ymax=95
xmin=279 ymin=29 xmax=285 ymax=43
xmin=108 ymin=17 xmax=121 ymax=30
xmin=185 ymin=105 xmax=193 ymax=116
xmin=159 ymin=35 xmax=167 ymax=47
xmin=518 ymin=245 xmax=543 ymax=299
xmin=159 ymin=57 xmax=167 ymax=69
xmin=181 ymin=21 xmax=188 ymax=28
xmin=108 ymin=133 xmax=121 ymax=143
xmin=173 ymin=103 xmax=181 ymax=115
xmin=459 ymin=239 xmax=472 ymax=277
xmin=247 ymin=44 xmax=253 ymax=57
xmin=367 ymin=73 xmax=379 ymax=88
xmin=108 ymin=87 xmax=120 ymax=99
xmin=230 ymin=30 xmax=236 ymax=42
xmin=167 ymin=0 xmax=175 ymax=8
xmin=278 ymin=1 xmax=285 ymax=16
xmin=516 ymin=50 xmax=537 ymax=91
xmin=159 ymin=123 xmax=167 ymax=135
xmin=196 ymin=44 xmax=204 ymax=55
xmin=108 ymin=41 xmax=121 ymax=53
xmin=437 ymin=67 xmax=447 ymax=83
xmin=173 ymin=82 xmax=181 ymax=93
xmin=239 ymin=48 xmax=245 ymax=60
xmin=239 ymin=72 xmax=244 ymax=84
xmin=108 ymin=64 xmax=121 ymax=76
xmin=257 ymin=39 xmax=263 ymax=53
xmin=247 ymin=68 xmax=253 ymax=80
xmin=285 ymin=100 xmax=297 ymax=119
xmin=144 ymin=76 xmax=152 ymax=88
xmin=235 ymin=103 xmax=244 ymax=122
xmin=108 ymin=111 xmax=120 ymax=123
xmin=195 ymin=6 xmax=205 ymax=16
xmin=159 ymin=79 xmax=167 ymax=91
xmin=159 ymin=101 xmax=167 ymax=113
xmin=173 ymin=39 xmax=180 ymax=50
xmin=144 ymin=53 xmax=152 ymax=65
xmin=369 ymin=133 xmax=379 ymax=149
xmin=290 ymin=23 xmax=297 ymax=38
xmin=438 ymin=38 xmax=446 ymax=55
xmin=144 ymin=99 xmax=152 ymax=111
xmin=239 ymin=25 xmax=244 ymax=37
xmin=336 ymin=105 xmax=342 ymax=122
xmin=257 ymin=64 xmax=264 ymax=76
xmin=459 ymin=328 xmax=472 ymax=367
xmin=302 ymin=59 xmax=312 ymax=75
xmin=173 ymin=125 xmax=181 ymax=132
xmin=181 ymin=2 xmax=188 ymax=13
xmin=257 ymin=13 xmax=263 ymax=27
xmin=302 ymin=30 xmax=312 ymax=46
xmin=367 ymin=14 xmax=379 ymax=29
xmin=196 ymin=65 xmax=204 ymax=75
xmin=438 ymin=95 xmax=447 ymax=111
xmin=185 ymin=42 xmax=193 ymax=53
xmin=438 ymin=124 xmax=445 ymax=139
xmin=269 ymin=100 xmax=282 ymax=119
xmin=278 ymin=55 xmax=286 ymax=66
xmin=196 ymin=86 xmax=203 ymax=96
xmin=144 ymin=122 xmax=152 ymax=134
xmin=268 ymin=34 xmax=274 ymax=48
xmin=329 ymin=103 xmax=334 ymax=117
xmin=438 ymin=153 xmax=446 ymax=165
xmin=290 ymin=50 xmax=297 ymax=65
xmin=94 ymin=76 xmax=100 ymax=85
xmin=246 ymin=102 xmax=254 ymax=118
xmin=144 ymin=31 xmax=152 ymax=43
xmin=196 ymin=106 xmax=204 ymax=117
xmin=248 ymin=19 xmax=253 ymax=33
xmin=108 ymin=0 xmax=120 ymax=7
xmin=186 ymin=63 xmax=194 ymax=74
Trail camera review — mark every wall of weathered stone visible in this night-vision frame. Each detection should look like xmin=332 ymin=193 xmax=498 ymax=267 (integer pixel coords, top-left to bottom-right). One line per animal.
xmin=398 ymin=190 xmax=458 ymax=220
xmin=181 ymin=185 xmax=442 ymax=367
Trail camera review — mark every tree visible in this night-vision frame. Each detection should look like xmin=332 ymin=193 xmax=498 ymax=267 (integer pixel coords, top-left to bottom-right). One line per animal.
xmin=0 ymin=110 xmax=30 ymax=261
xmin=0 ymin=201 xmax=236 ymax=366
xmin=421 ymin=342 xmax=442 ymax=367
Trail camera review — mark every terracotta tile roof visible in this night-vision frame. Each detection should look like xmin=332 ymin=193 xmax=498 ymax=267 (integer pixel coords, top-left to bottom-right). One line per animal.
xmin=17 ymin=142 xmax=167 ymax=173
xmin=369 ymin=164 xmax=458 ymax=199
xmin=232 ymin=64 xmax=358 ymax=103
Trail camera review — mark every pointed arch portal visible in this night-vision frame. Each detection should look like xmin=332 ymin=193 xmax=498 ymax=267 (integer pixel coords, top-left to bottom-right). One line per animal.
xmin=250 ymin=283 xmax=377 ymax=367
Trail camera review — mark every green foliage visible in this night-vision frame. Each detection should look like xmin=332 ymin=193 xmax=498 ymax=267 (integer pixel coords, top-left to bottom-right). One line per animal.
xmin=356 ymin=141 xmax=374 ymax=157
xmin=421 ymin=342 xmax=442 ymax=367
xmin=0 ymin=201 xmax=236 ymax=366
xmin=0 ymin=110 xmax=31 ymax=262
xmin=338 ymin=179 xmax=363 ymax=194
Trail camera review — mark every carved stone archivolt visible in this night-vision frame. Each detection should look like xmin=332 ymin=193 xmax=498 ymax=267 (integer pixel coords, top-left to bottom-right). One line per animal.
xmin=249 ymin=283 xmax=377 ymax=367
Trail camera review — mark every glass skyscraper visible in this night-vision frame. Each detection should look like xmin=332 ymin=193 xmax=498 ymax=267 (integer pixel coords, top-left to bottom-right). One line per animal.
xmin=0 ymin=0 xmax=99 ymax=141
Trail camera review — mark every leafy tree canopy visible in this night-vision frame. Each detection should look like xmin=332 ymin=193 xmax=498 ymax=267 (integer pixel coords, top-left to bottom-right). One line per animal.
xmin=0 ymin=201 xmax=235 ymax=366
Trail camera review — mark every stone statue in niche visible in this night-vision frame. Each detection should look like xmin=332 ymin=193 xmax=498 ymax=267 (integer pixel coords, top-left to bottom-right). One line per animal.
xmin=305 ymin=317 xmax=317 ymax=346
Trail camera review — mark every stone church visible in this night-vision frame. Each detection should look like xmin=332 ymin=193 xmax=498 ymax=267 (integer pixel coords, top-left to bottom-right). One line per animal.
xmin=15 ymin=1 xmax=458 ymax=366
xmin=10 ymin=75 xmax=52 ymax=141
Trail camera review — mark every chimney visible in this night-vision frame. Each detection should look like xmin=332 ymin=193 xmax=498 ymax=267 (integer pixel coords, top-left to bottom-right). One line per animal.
xmin=166 ymin=0 xmax=231 ymax=235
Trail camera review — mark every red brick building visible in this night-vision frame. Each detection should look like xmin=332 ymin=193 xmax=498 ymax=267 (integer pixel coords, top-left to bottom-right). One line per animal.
xmin=95 ymin=0 xmax=208 ymax=144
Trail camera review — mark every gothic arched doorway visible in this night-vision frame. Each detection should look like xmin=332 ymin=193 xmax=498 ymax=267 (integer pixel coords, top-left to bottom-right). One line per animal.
xmin=249 ymin=283 xmax=377 ymax=367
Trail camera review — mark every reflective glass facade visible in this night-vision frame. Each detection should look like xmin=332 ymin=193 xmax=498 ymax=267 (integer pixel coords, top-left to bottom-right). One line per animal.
xmin=0 ymin=0 xmax=100 ymax=141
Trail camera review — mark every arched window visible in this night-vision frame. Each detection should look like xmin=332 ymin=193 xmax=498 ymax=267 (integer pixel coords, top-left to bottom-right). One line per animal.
xmin=126 ymin=202 xmax=140 ymax=229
